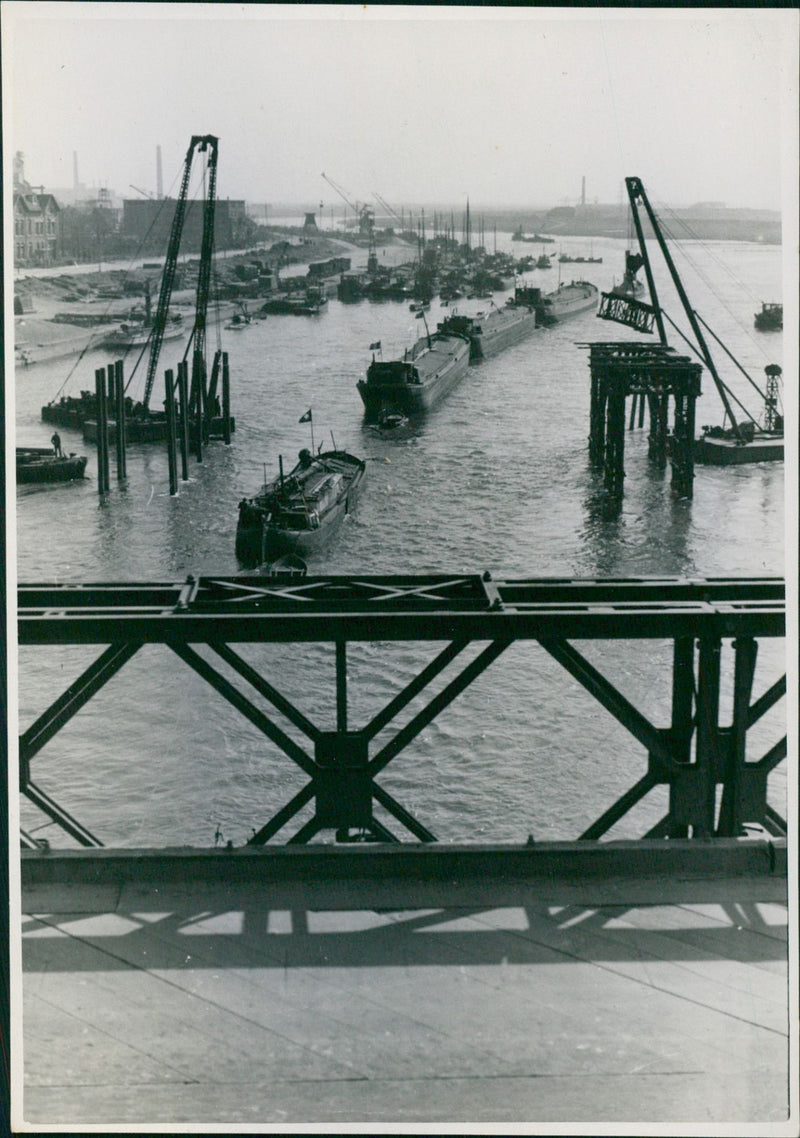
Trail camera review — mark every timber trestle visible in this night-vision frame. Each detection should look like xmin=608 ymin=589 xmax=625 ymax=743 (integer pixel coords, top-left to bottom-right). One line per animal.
xmin=18 ymin=574 xmax=786 ymax=849
xmin=584 ymin=341 xmax=703 ymax=498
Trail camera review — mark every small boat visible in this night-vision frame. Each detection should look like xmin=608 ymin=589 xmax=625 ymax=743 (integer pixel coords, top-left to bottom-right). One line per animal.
xmin=258 ymin=553 xmax=308 ymax=577
xmin=754 ymin=302 xmax=782 ymax=331
xmin=236 ymin=448 xmax=366 ymax=562
xmin=16 ymin=446 xmax=87 ymax=484
xmin=376 ymin=407 xmax=409 ymax=430
xmin=357 ymin=330 xmax=471 ymax=416
xmin=225 ymin=312 xmax=251 ymax=331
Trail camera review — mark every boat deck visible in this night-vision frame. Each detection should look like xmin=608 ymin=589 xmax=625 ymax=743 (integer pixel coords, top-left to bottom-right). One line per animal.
xmin=18 ymin=849 xmax=791 ymax=1128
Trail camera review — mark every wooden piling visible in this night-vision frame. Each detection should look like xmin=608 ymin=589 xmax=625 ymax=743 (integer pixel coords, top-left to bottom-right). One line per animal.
xmin=177 ymin=360 xmax=190 ymax=481
xmin=603 ymin=384 xmax=627 ymax=495
xmin=165 ymin=369 xmax=178 ymax=495
xmin=221 ymin=351 xmax=231 ymax=445
xmin=94 ymin=368 xmax=110 ymax=493
xmin=114 ymin=360 xmax=127 ymax=481
xmin=206 ymin=349 xmax=222 ymax=429
xmin=192 ymin=349 xmax=205 ymax=462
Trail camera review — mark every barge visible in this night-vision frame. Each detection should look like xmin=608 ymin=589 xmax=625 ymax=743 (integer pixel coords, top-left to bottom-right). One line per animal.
xmin=16 ymin=447 xmax=87 ymax=484
xmin=236 ymin=448 xmax=366 ymax=563
xmin=357 ymin=330 xmax=471 ymax=417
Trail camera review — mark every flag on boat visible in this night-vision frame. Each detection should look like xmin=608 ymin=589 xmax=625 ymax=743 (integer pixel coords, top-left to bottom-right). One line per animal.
xmin=299 ymin=409 xmax=312 ymax=423
xmin=369 ymin=341 xmax=381 ymax=351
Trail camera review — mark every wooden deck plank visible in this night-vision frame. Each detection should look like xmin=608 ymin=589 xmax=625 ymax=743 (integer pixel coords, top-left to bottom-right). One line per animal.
xmin=18 ymin=875 xmax=791 ymax=1129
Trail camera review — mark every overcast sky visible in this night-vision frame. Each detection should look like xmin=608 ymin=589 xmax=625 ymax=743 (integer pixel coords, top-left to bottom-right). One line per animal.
xmin=2 ymin=4 xmax=797 ymax=212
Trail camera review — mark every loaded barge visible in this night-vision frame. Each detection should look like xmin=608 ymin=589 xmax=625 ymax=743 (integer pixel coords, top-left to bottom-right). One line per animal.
xmin=437 ymin=280 xmax=599 ymax=363
xmin=236 ymin=448 xmax=366 ymax=563
xmin=357 ymin=329 xmax=470 ymax=417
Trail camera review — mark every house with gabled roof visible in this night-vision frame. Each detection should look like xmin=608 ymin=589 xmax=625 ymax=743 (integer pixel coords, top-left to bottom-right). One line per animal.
xmin=13 ymin=151 xmax=61 ymax=266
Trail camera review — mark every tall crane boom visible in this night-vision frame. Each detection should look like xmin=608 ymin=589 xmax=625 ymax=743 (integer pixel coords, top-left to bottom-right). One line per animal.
xmin=623 ymin=176 xmax=742 ymax=438
xmin=321 ymin=172 xmax=374 ymax=236
xmin=373 ymin=192 xmax=403 ymax=228
xmin=321 ymin=171 xmax=359 ymax=214
xmin=142 ymin=134 xmax=219 ymax=411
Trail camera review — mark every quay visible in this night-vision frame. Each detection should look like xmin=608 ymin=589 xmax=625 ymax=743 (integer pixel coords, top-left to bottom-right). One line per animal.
xmin=15 ymin=573 xmax=793 ymax=1129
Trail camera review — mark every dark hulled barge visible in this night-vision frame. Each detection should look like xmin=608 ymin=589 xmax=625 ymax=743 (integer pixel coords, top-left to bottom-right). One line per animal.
xmin=16 ymin=447 xmax=88 ymax=484
xmin=236 ymin=448 xmax=366 ymax=563
xmin=357 ymin=330 xmax=470 ymax=417
xmin=537 ymin=280 xmax=599 ymax=323
xmin=437 ymin=286 xmax=543 ymax=361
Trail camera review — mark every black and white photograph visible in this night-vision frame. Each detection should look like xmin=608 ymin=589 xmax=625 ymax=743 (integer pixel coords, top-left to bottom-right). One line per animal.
xmin=3 ymin=3 xmax=798 ymax=1132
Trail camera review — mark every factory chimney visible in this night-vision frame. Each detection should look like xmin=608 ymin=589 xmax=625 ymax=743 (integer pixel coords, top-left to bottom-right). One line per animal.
xmin=73 ymin=151 xmax=79 ymax=191
xmin=581 ymin=176 xmax=586 ymax=207
xmin=156 ymin=145 xmax=163 ymax=200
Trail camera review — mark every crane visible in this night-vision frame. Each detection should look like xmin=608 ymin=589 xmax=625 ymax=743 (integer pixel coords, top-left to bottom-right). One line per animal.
xmin=321 ymin=172 xmax=374 ymax=237
xmin=129 ymin=185 xmax=155 ymax=200
xmin=373 ymin=192 xmax=404 ymax=230
xmin=141 ymin=134 xmax=218 ymax=412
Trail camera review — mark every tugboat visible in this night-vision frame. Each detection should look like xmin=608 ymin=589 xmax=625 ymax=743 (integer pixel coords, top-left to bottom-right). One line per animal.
xmin=754 ymin=302 xmax=782 ymax=331
xmin=236 ymin=447 xmax=366 ymax=563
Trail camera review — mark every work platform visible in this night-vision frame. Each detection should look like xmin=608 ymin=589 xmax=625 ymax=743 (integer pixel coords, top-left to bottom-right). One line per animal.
xmin=19 ymin=841 xmax=791 ymax=1128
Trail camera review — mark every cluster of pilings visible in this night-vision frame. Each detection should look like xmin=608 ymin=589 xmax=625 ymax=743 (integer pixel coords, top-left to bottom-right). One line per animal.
xmin=92 ymin=349 xmax=232 ymax=496
xmin=586 ymin=341 xmax=702 ymax=498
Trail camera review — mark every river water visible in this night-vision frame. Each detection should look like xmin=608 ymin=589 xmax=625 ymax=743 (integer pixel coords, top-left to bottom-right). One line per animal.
xmin=13 ymin=233 xmax=788 ymax=847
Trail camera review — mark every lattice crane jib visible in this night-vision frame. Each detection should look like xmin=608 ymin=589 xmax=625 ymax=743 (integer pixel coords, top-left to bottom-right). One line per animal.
xmin=141 ymin=135 xmax=219 ymax=411
xmin=622 ymin=176 xmax=743 ymax=439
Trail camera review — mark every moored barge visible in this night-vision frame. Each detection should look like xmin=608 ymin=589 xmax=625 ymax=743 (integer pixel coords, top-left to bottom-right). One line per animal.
xmin=16 ymin=447 xmax=88 ymax=484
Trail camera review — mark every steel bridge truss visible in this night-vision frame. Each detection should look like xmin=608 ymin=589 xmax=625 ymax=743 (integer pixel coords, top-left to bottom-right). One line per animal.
xmin=17 ymin=574 xmax=786 ymax=848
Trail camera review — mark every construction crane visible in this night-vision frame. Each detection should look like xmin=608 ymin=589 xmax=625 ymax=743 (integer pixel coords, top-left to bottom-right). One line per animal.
xmin=321 ymin=172 xmax=374 ymax=237
xmin=129 ymin=185 xmax=155 ymax=200
xmin=373 ymin=192 xmax=404 ymax=230
xmin=141 ymin=135 xmax=218 ymax=412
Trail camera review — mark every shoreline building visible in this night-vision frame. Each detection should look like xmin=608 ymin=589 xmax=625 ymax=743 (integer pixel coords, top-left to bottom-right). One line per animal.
xmin=121 ymin=196 xmax=250 ymax=254
xmin=13 ymin=152 xmax=61 ymax=267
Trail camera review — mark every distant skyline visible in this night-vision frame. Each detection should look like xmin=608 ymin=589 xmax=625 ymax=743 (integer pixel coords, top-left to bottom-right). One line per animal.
xmin=2 ymin=4 xmax=798 ymax=215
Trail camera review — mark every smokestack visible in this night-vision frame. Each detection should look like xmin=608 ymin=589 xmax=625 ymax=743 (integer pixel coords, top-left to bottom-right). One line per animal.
xmin=73 ymin=151 xmax=79 ymax=191
xmin=581 ymin=176 xmax=586 ymax=207
xmin=156 ymin=145 xmax=163 ymax=200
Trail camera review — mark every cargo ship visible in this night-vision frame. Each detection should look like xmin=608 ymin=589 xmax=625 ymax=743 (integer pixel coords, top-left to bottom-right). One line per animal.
xmin=357 ymin=329 xmax=471 ymax=417
xmin=236 ymin=448 xmax=366 ymax=563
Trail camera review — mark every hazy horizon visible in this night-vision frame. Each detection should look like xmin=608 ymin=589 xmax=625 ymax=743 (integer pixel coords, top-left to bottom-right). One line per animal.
xmin=3 ymin=5 xmax=797 ymax=217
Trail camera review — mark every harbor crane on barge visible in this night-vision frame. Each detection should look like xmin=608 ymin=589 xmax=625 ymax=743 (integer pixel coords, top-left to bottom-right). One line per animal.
xmin=595 ymin=175 xmax=783 ymax=470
